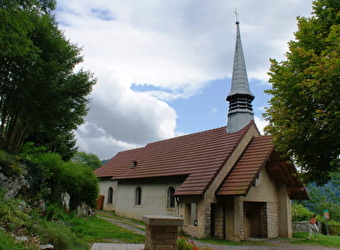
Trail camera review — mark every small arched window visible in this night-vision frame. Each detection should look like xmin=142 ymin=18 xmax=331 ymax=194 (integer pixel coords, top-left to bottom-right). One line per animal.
xmin=167 ymin=187 xmax=175 ymax=208
xmin=135 ymin=186 xmax=142 ymax=205
xmin=107 ymin=187 xmax=113 ymax=204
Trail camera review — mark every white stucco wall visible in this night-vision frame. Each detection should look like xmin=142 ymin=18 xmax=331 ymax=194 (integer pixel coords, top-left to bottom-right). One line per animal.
xmin=244 ymin=166 xmax=278 ymax=202
xmin=114 ymin=179 xmax=182 ymax=221
xmin=98 ymin=179 xmax=117 ymax=211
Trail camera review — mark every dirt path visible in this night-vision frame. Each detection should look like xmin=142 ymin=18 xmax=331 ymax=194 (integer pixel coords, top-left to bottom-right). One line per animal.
xmin=95 ymin=211 xmax=339 ymax=250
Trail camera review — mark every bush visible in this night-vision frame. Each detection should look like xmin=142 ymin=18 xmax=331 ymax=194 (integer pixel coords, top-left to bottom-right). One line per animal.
xmin=322 ymin=221 xmax=340 ymax=236
xmin=38 ymin=221 xmax=73 ymax=250
xmin=28 ymin=152 xmax=99 ymax=210
xmin=177 ymin=236 xmax=198 ymax=250
xmin=0 ymin=189 xmax=31 ymax=232
xmin=0 ymin=230 xmax=35 ymax=250
xmin=0 ymin=150 xmax=22 ymax=176
xmin=292 ymin=203 xmax=313 ymax=221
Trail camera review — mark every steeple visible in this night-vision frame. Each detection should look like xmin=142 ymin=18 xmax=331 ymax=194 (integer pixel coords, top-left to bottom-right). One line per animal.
xmin=226 ymin=20 xmax=254 ymax=133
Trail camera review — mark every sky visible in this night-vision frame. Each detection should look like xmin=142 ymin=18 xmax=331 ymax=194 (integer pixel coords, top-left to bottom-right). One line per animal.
xmin=55 ymin=0 xmax=314 ymax=160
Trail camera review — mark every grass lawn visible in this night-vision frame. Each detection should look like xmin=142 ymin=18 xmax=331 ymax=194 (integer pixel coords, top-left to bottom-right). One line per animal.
xmin=70 ymin=215 xmax=145 ymax=244
xmin=292 ymin=232 xmax=340 ymax=248
xmin=195 ymin=233 xmax=340 ymax=249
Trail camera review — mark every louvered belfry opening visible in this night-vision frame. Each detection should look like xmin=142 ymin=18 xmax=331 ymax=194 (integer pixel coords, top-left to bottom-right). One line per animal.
xmin=227 ymin=95 xmax=254 ymax=113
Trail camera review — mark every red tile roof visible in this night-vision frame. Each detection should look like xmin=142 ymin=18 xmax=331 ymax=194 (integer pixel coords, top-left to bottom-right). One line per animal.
xmin=94 ymin=123 xmax=252 ymax=196
xmin=216 ymin=136 xmax=309 ymax=200
xmin=216 ymin=136 xmax=274 ymax=196
xmin=94 ymin=121 xmax=308 ymax=199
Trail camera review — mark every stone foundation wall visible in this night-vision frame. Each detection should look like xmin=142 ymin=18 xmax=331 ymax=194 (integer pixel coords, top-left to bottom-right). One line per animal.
xmin=293 ymin=221 xmax=321 ymax=233
xmin=214 ymin=204 xmax=224 ymax=238
xmin=204 ymin=203 xmax=211 ymax=237
xmin=266 ymin=202 xmax=279 ymax=238
xmin=239 ymin=200 xmax=244 ymax=240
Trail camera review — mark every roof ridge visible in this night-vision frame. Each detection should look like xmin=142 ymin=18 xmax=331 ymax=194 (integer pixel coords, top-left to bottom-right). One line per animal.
xmin=144 ymin=126 xmax=227 ymax=146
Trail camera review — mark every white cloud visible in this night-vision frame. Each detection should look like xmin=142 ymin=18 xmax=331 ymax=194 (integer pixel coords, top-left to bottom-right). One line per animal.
xmin=55 ymin=0 xmax=313 ymax=159
xmin=254 ymin=116 xmax=269 ymax=135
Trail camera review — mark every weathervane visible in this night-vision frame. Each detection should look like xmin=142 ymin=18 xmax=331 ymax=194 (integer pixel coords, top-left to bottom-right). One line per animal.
xmin=234 ymin=8 xmax=239 ymax=24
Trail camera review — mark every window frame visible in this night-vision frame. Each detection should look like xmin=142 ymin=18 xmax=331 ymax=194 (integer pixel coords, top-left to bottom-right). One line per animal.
xmin=135 ymin=186 xmax=142 ymax=206
xmin=167 ymin=187 xmax=176 ymax=208
xmin=107 ymin=187 xmax=113 ymax=204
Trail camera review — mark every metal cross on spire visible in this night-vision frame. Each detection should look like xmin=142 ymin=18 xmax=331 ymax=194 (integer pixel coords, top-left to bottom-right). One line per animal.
xmin=234 ymin=8 xmax=239 ymax=23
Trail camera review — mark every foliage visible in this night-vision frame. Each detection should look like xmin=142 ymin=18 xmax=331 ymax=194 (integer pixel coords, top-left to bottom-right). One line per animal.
xmin=0 ymin=230 xmax=36 ymax=250
xmin=263 ymin=0 xmax=340 ymax=184
xmin=38 ymin=219 xmax=88 ymax=250
xmin=0 ymin=149 xmax=22 ymax=176
xmin=63 ymin=160 xmax=99 ymax=209
xmin=292 ymin=203 xmax=313 ymax=222
xmin=0 ymin=189 xmax=32 ymax=232
xmin=301 ymin=171 xmax=340 ymax=221
xmin=28 ymin=152 xmax=99 ymax=210
xmin=178 ymin=237 xmax=198 ymax=250
xmin=71 ymin=151 xmax=102 ymax=171
xmin=0 ymin=0 xmax=96 ymax=160
xmin=324 ymin=222 xmax=340 ymax=235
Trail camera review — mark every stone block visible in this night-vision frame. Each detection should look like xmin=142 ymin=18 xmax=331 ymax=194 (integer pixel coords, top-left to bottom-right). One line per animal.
xmin=143 ymin=215 xmax=183 ymax=226
xmin=154 ymin=232 xmax=175 ymax=239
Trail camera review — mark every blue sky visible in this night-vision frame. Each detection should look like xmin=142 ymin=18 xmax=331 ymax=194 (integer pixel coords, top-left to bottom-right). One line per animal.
xmin=55 ymin=0 xmax=313 ymax=159
xmin=132 ymin=78 xmax=270 ymax=135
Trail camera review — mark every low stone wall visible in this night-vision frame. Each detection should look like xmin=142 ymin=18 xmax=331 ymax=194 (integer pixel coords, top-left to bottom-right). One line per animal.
xmin=293 ymin=221 xmax=321 ymax=233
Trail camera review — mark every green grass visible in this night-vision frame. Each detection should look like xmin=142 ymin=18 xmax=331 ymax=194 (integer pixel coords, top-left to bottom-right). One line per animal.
xmin=0 ymin=230 xmax=36 ymax=250
xmin=196 ymin=233 xmax=340 ymax=249
xmin=292 ymin=232 xmax=340 ymax=248
xmin=70 ymin=215 xmax=145 ymax=244
xmin=95 ymin=211 xmax=146 ymax=232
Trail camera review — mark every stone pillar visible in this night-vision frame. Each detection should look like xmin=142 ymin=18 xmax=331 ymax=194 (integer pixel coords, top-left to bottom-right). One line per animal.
xmin=266 ymin=202 xmax=279 ymax=238
xmin=143 ymin=215 xmax=183 ymax=250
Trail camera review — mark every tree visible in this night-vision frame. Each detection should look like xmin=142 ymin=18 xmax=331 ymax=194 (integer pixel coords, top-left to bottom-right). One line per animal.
xmin=26 ymin=152 xmax=99 ymax=210
xmin=0 ymin=0 xmax=96 ymax=160
xmin=301 ymin=171 xmax=340 ymax=221
xmin=71 ymin=151 xmax=102 ymax=171
xmin=264 ymin=0 xmax=340 ymax=184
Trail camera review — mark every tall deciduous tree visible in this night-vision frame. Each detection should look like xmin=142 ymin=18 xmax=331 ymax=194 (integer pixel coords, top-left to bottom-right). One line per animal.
xmin=264 ymin=0 xmax=340 ymax=184
xmin=71 ymin=151 xmax=102 ymax=171
xmin=0 ymin=0 xmax=96 ymax=159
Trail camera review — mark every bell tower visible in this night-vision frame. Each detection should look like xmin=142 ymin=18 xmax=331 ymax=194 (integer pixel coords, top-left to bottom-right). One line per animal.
xmin=226 ymin=20 xmax=254 ymax=133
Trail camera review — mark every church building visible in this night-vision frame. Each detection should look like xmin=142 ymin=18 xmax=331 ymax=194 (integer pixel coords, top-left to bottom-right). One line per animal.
xmin=94 ymin=21 xmax=308 ymax=241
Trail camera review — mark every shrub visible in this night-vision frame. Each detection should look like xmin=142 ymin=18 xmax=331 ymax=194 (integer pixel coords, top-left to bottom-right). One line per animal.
xmin=0 ymin=150 xmax=22 ymax=176
xmin=0 ymin=189 xmax=31 ymax=232
xmin=27 ymin=152 xmax=99 ymax=210
xmin=292 ymin=203 xmax=313 ymax=221
xmin=177 ymin=236 xmax=198 ymax=250
xmin=38 ymin=220 xmax=73 ymax=249
xmin=0 ymin=230 xmax=35 ymax=250
xmin=38 ymin=220 xmax=88 ymax=250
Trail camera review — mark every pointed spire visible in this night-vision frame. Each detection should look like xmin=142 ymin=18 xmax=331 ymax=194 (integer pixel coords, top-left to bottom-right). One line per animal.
xmin=226 ymin=20 xmax=255 ymax=133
